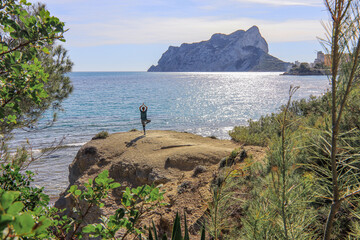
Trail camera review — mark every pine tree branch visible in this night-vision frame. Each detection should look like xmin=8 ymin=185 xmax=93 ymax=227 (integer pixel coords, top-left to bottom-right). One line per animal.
xmin=335 ymin=31 xmax=360 ymax=128
xmin=340 ymin=189 xmax=360 ymax=201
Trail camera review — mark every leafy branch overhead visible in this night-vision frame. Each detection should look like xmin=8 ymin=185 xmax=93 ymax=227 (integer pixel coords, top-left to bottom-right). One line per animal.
xmin=0 ymin=0 xmax=67 ymax=124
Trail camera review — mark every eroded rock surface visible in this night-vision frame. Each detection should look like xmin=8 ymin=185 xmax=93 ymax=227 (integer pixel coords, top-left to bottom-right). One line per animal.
xmin=55 ymin=130 xmax=266 ymax=239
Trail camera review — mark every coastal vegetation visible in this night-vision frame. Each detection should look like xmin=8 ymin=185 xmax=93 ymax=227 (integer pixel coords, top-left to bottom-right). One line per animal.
xmin=1 ymin=0 xmax=360 ymax=239
xmin=92 ymin=130 xmax=109 ymax=140
xmin=0 ymin=0 xmax=73 ymax=166
xmin=230 ymin=1 xmax=360 ymax=239
xmin=0 ymin=2 xmax=73 ymax=133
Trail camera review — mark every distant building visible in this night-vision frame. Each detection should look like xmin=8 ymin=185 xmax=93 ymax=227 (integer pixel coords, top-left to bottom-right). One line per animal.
xmin=294 ymin=61 xmax=301 ymax=66
xmin=314 ymin=51 xmax=325 ymax=65
xmin=324 ymin=54 xmax=331 ymax=67
xmin=323 ymin=53 xmax=350 ymax=67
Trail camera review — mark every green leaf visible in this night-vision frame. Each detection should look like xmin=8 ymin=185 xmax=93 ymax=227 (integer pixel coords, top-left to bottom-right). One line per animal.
xmin=74 ymin=189 xmax=81 ymax=196
xmin=171 ymin=212 xmax=182 ymax=240
xmin=7 ymin=202 xmax=24 ymax=215
xmin=98 ymin=170 xmax=109 ymax=179
xmin=7 ymin=115 xmax=17 ymax=124
xmin=69 ymin=185 xmax=78 ymax=193
xmin=200 ymin=224 xmax=206 ymax=240
xmin=88 ymin=179 xmax=93 ymax=185
xmin=152 ymin=221 xmax=159 ymax=240
xmin=148 ymin=227 xmax=154 ymax=240
xmin=14 ymin=213 xmax=35 ymax=234
xmin=184 ymin=212 xmax=189 ymax=240
xmin=42 ymin=47 xmax=50 ymax=54
xmin=82 ymin=224 xmax=96 ymax=233
xmin=95 ymin=176 xmax=103 ymax=185
xmin=1 ymin=191 xmax=20 ymax=209
xmin=109 ymin=182 xmax=121 ymax=189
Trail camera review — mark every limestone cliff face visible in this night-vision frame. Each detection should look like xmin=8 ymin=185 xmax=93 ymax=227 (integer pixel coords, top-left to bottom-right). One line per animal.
xmin=148 ymin=26 xmax=289 ymax=72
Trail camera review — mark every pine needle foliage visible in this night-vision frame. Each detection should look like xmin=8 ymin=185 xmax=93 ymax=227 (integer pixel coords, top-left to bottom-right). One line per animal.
xmin=306 ymin=1 xmax=360 ymax=239
xmin=206 ymin=148 xmax=256 ymax=240
xmin=240 ymin=86 xmax=318 ymax=240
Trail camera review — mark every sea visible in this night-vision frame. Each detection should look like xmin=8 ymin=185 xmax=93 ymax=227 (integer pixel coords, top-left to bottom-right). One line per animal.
xmin=11 ymin=72 xmax=329 ymax=200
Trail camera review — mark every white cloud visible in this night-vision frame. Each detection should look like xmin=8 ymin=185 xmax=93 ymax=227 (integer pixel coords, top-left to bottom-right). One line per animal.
xmin=66 ymin=17 xmax=325 ymax=47
xmin=232 ymin=0 xmax=322 ymax=6
xmin=35 ymin=0 xmax=325 ymax=48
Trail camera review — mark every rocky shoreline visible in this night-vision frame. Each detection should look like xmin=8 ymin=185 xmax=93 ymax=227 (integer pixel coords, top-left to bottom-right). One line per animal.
xmin=55 ymin=130 xmax=266 ymax=238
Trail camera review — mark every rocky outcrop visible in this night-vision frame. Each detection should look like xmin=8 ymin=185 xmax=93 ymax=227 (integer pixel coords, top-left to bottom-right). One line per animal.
xmin=283 ymin=63 xmax=331 ymax=76
xmin=148 ymin=26 xmax=290 ymax=72
xmin=55 ymin=130 xmax=266 ymax=238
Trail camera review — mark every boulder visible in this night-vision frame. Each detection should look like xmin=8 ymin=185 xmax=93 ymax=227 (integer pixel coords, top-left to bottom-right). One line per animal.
xmin=55 ymin=130 xmax=266 ymax=239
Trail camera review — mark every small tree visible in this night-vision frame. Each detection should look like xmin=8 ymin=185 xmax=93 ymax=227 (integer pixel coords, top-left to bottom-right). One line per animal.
xmin=310 ymin=0 xmax=360 ymax=239
xmin=0 ymin=1 xmax=73 ymax=168
xmin=0 ymin=2 xmax=73 ymax=132
xmin=241 ymin=87 xmax=317 ymax=240
xmin=0 ymin=0 xmax=66 ymax=125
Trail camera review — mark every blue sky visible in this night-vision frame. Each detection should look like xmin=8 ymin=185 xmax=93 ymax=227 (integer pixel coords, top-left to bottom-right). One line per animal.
xmin=35 ymin=0 xmax=329 ymax=71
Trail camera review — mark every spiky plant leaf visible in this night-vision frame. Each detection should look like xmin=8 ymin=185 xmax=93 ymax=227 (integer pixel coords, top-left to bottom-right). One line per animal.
xmin=152 ymin=221 xmax=159 ymax=240
xmin=148 ymin=227 xmax=154 ymax=240
xmin=184 ymin=212 xmax=189 ymax=240
xmin=171 ymin=212 xmax=182 ymax=240
xmin=201 ymin=225 xmax=206 ymax=240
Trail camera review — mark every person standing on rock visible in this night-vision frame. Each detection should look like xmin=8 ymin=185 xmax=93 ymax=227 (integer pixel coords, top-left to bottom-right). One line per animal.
xmin=139 ymin=103 xmax=151 ymax=135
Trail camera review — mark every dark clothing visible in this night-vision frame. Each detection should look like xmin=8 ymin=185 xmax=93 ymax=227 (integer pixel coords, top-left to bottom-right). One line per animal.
xmin=142 ymin=119 xmax=151 ymax=126
xmin=140 ymin=106 xmax=150 ymax=135
xmin=140 ymin=109 xmax=147 ymax=121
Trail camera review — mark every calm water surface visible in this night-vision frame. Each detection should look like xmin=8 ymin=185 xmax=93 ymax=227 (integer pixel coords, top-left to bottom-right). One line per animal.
xmin=12 ymin=72 xmax=329 ymax=199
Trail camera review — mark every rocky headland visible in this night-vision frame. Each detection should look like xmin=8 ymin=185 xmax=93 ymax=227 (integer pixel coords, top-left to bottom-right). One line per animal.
xmin=283 ymin=62 xmax=331 ymax=76
xmin=148 ymin=26 xmax=290 ymax=72
xmin=55 ymin=130 xmax=266 ymax=238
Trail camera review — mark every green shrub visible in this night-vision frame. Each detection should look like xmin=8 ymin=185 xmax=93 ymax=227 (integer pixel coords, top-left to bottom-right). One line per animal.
xmin=0 ymin=164 xmax=49 ymax=211
xmin=82 ymin=183 xmax=164 ymax=239
xmin=0 ymin=190 xmax=52 ymax=239
xmin=0 ymin=163 xmax=166 ymax=239
xmin=92 ymin=131 xmax=109 ymax=140
xmin=229 ymin=114 xmax=280 ymax=146
xmin=229 ymin=93 xmax=333 ymax=147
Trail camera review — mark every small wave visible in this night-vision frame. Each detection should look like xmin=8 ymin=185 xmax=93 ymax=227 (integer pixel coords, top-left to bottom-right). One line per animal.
xmin=64 ymin=142 xmax=87 ymax=147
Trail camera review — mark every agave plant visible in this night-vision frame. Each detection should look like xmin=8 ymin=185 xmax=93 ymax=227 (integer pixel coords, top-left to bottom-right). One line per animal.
xmin=144 ymin=212 xmax=205 ymax=240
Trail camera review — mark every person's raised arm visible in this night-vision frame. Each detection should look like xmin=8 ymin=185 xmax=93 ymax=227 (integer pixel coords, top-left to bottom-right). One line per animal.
xmin=139 ymin=103 xmax=148 ymax=112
